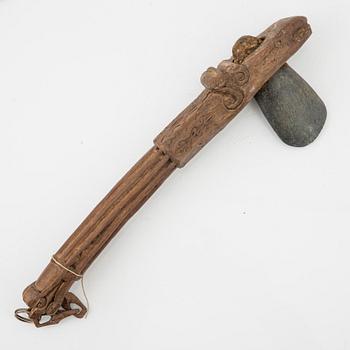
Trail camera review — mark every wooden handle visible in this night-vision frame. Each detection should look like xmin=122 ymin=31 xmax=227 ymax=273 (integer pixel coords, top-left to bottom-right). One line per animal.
xmin=21 ymin=147 xmax=175 ymax=327
xmin=18 ymin=16 xmax=311 ymax=327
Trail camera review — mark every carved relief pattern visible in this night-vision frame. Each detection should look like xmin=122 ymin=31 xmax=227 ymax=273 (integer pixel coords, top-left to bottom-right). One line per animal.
xmin=292 ymin=23 xmax=311 ymax=42
xmin=201 ymin=61 xmax=249 ymax=109
xmin=155 ymin=61 xmax=250 ymax=166
xmin=262 ymin=23 xmax=311 ymax=67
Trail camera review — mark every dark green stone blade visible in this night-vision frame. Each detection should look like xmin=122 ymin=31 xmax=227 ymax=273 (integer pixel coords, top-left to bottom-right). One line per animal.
xmin=254 ymin=64 xmax=327 ymax=147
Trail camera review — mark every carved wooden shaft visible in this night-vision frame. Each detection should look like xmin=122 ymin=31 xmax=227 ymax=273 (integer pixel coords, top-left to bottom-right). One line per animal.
xmin=22 ymin=147 xmax=175 ymax=326
xmin=18 ymin=16 xmax=311 ymax=327
xmin=56 ymin=146 xmax=176 ymax=274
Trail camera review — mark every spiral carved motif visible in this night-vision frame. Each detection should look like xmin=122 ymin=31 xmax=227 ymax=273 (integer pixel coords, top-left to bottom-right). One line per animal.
xmin=154 ymin=60 xmax=251 ymax=166
xmin=201 ymin=61 xmax=249 ymax=110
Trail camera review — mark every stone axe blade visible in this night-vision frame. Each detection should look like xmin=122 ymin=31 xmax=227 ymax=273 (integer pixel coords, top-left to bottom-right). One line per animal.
xmin=254 ymin=63 xmax=327 ymax=147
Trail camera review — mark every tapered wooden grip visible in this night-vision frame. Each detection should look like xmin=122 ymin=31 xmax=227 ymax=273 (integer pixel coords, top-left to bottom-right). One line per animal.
xmin=155 ymin=16 xmax=311 ymax=167
xmin=21 ymin=147 xmax=176 ymax=327
xmin=55 ymin=146 xmax=175 ymax=274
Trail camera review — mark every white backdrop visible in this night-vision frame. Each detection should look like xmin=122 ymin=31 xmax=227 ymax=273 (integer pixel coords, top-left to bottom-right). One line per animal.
xmin=1 ymin=1 xmax=349 ymax=349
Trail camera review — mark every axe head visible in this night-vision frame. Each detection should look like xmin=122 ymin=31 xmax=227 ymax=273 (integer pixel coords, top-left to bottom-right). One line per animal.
xmin=255 ymin=64 xmax=327 ymax=147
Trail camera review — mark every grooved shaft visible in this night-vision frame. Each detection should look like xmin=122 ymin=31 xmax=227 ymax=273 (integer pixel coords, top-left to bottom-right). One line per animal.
xmin=54 ymin=146 xmax=176 ymax=274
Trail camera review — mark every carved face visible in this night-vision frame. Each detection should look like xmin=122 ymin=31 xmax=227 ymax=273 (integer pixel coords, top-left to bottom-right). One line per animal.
xmin=232 ymin=35 xmax=262 ymax=63
xmin=22 ymin=282 xmax=58 ymax=322
xmin=19 ymin=270 xmax=87 ymax=326
xmin=200 ymin=67 xmax=226 ymax=90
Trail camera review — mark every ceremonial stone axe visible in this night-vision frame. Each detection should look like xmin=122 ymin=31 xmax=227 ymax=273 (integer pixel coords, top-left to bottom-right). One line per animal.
xmin=15 ymin=16 xmax=326 ymax=327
